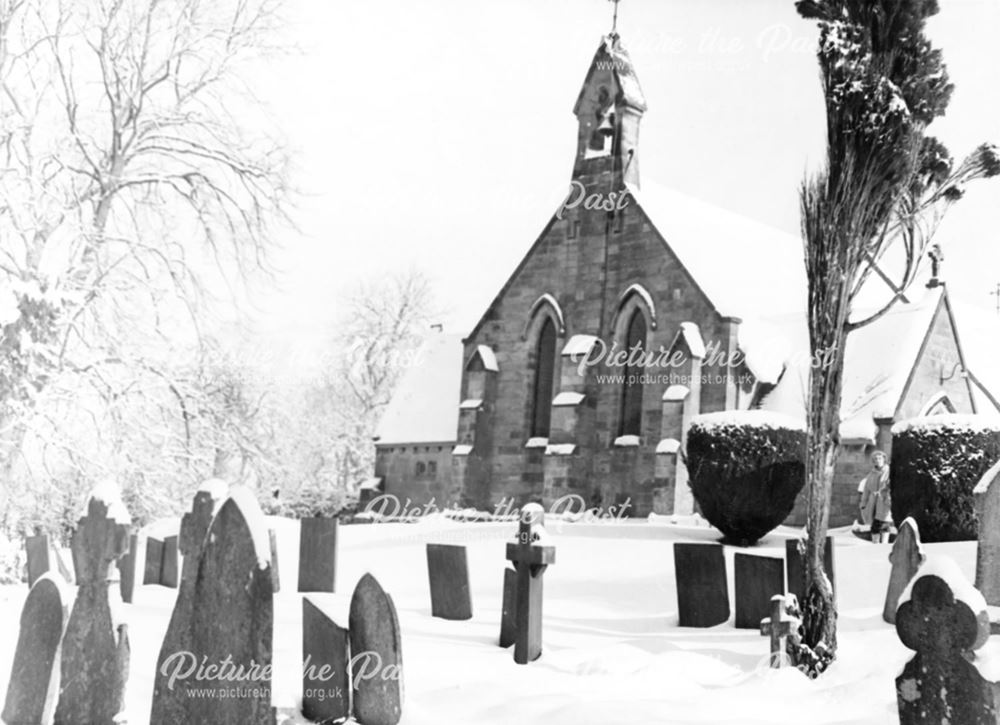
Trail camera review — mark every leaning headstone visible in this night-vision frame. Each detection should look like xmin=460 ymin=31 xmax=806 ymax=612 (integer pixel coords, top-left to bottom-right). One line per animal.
xmin=118 ymin=533 xmax=139 ymax=603
xmin=302 ymin=597 xmax=351 ymax=723
xmin=785 ymin=536 xmax=835 ymax=607
xmin=499 ymin=567 xmax=517 ymax=648
xmin=2 ymin=574 xmax=70 ymax=725
xmin=150 ymin=479 xmax=227 ymax=725
xmin=144 ymin=536 xmax=164 ymax=585
xmin=975 ymin=461 xmax=1000 ymax=606
xmin=26 ymin=533 xmax=52 ymax=587
xmin=185 ymin=485 xmax=275 ymax=724
xmin=298 ymin=516 xmax=338 ymax=593
xmin=54 ymin=482 xmax=132 ymax=725
xmin=759 ymin=594 xmax=800 ymax=669
xmin=349 ymin=573 xmax=404 ymax=725
xmin=896 ymin=557 xmax=1000 ymax=724
xmin=426 ymin=544 xmax=473 ymax=620
xmin=674 ymin=543 xmax=729 ymax=627
xmin=506 ymin=503 xmax=556 ymax=664
xmin=160 ymin=535 xmax=179 ymax=588
xmin=734 ymin=553 xmax=785 ymax=630
xmin=884 ymin=518 xmax=925 ymax=624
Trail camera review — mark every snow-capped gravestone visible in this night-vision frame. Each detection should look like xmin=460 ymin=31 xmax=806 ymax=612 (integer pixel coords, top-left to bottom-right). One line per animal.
xmin=785 ymin=536 xmax=835 ymax=607
xmin=760 ymin=594 xmax=799 ymax=669
xmin=298 ymin=516 xmax=338 ymax=592
xmin=734 ymin=553 xmax=785 ymax=630
xmin=302 ymin=597 xmax=351 ymax=723
xmin=54 ymin=482 xmax=132 ymax=725
xmin=2 ymin=574 xmax=70 ymax=725
xmin=349 ymin=573 xmax=403 ymax=725
xmin=167 ymin=484 xmax=275 ymax=725
xmin=884 ymin=518 xmax=924 ymax=625
xmin=150 ymin=479 xmax=227 ymax=725
xmin=975 ymin=460 xmax=1000 ymax=607
xmin=506 ymin=503 xmax=556 ymax=664
xmin=674 ymin=543 xmax=729 ymax=627
xmin=895 ymin=557 xmax=1000 ymax=724
xmin=499 ymin=567 xmax=517 ymax=648
xmin=426 ymin=543 xmax=473 ymax=620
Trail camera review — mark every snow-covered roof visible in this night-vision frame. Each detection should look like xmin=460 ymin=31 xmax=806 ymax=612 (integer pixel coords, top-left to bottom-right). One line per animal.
xmin=627 ymin=181 xmax=807 ymax=321
xmin=374 ymin=332 xmax=463 ymax=445
xmin=948 ymin=298 xmax=1000 ymax=418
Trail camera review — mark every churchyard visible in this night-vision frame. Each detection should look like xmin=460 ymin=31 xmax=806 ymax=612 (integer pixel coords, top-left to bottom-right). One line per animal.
xmin=5 ymin=476 xmax=1000 ymax=724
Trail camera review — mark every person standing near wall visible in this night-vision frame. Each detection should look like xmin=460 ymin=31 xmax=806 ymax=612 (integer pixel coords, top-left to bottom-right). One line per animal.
xmin=859 ymin=450 xmax=892 ymax=543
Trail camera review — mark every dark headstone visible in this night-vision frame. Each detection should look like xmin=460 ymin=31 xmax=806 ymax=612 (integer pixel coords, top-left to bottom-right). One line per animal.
xmin=144 ymin=537 xmax=164 ymax=585
xmin=160 ymin=535 xmax=179 ymax=589
xmin=674 ymin=543 xmax=729 ymax=627
xmin=975 ymin=466 xmax=1000 ymax=606
xmin=185 ymin=486 xmax=275 ymax=724
xmin=349 ymin=573 xmax=403 ymax=725
xmin=505 ymin=504 xmax=556 ymax=664
xmin=25 ymin=534 xmax=52 ymax=588
xmin=150 ymin=479 xmax=227 ymax=725
xmin=302 ymin=598 xmax=351 ymax=723
xmin=785 ymin=536 xmax=835 ymax=606
xmin=884 ymin=518 xmax=925 ymax=624
xmin=2 ymin=574 xmax=69 ymax=725
xmin=499 ymin=567 xmax=517 ymax=648
xmin=298 ymin=517 xmax=338 ymax=593
xmin=269 ymin=527 xmax=280 ymax=593
xmin=426 ymin=544 xmax=473 ymax=620
xmin=118 ymin=533 xmax=139 ymax=603
xmin=55 ymin=485 xmax=132 ymax=725
xmin=734 ymin=553 xmax=785 ymax=630
xmin=896 ymin=557 xmax=1000 ymax=724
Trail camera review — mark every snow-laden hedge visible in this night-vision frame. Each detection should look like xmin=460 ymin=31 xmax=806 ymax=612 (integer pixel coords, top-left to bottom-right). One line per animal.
xmin=890 ymin=414 xmax=1000 ymax=542
xmin=686 ymin=411 xmax=806 ymax=545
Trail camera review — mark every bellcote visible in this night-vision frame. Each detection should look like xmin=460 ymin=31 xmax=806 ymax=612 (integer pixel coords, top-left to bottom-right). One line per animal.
xmin=572 ymin=34 xmax=647 ymax=188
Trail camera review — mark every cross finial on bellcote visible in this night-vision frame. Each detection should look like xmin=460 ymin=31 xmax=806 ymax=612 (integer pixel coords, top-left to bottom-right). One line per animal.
xmin=609 ymin=0 xmax=621 ymax=36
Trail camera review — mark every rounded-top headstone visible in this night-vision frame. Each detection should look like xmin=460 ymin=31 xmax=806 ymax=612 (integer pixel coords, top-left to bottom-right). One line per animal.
xmin=349 ymin=573 xmax=403 ymax=725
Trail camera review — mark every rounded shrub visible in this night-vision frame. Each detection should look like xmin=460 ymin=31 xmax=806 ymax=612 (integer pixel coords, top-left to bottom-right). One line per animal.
xmin=890 ymin=415 xmax=1000 ymax=542
xmin=686 ymin=411 xmax=806 ymax=546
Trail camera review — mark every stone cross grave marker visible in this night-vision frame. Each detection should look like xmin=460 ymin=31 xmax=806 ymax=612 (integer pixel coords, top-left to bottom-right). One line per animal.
xmin=505 ymin=503 xmax=556 ymax=664
xmin=734 ymin=553 xmax=785 ymax=630
xmin=302 ymin=597 xmax=351 ymax=723
xmin=674 ymin=543 xmax=729 ymax=627
xmin=884 ymin=517 xmax=924 ymax=625
xmin=150 ymin=479 xmax=227 ymax=725
xmin=183 ymin=484 xmax=275 ymax=725
xmin=349 ymin=573 xmax=404 ymax=725
xmin=2 ymin=573 xmax=70 ymax=725
xmin=975 ymin=460 xmax=1000 ymax=607
xmin=54 ymin=482 xmax=132 ymax=725
xmin=759 ymin=594 xmax=799 ymax=668
xmin=426 ymin=543 xmax=473 ymax=620
xmin=896 ymin=556 xmax=1000 ymax=724
xmin=298 ymin=516 xmax=338 ymax=592
xmin=785 ymin=536 xmax=835 ymax=607
xmin=499 ymin=567 xmax=517 ymax=648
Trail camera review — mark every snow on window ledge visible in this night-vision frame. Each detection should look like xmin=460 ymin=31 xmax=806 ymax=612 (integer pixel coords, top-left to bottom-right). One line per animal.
xmin=545 ymin=443 xmax=576 ymax=456
xmin=613 ymin=435 xmax=641 ymax=447
xmin=552 ymin=391 xmax=585 ymax=407
xmin=524 ymin=437 xmax=549 ymax=449
xmin=459 ymin=398 xmax=483 ymax=410
xmin=452 ymin=444 xmax=473 ymax=456
xmin=655 ymin=438 xmax=681 ymax=455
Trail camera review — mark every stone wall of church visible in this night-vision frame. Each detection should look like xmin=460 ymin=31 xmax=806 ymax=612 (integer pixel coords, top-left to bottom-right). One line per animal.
xmin=374 ymin=442 xmax=453 ymax=509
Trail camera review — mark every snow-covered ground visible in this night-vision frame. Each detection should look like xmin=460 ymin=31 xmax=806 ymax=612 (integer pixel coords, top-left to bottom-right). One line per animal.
xmin=0 ymin=516 xmax=979 ymax=725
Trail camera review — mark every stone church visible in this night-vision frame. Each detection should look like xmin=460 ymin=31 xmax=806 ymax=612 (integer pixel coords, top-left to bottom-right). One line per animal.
xmin=371 ymin=32 xmax=1000 ymax=526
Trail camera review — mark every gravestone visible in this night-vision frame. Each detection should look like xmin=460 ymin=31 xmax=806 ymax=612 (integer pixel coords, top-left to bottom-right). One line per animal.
xmin=896 ymin=557 xmax=1000 ymax=724
xmin=674 ymin=543 xmax=729 ymax=627
xmin=302 ymin=597 xmax=351 ymax=723
xmin=975 ymin=463 xmax=1000 ymax=606
xmin=144 ymin=536 xmax=164 ymax=585
xmin=759 ymin=594 xmax=799 ymax=668
xmin=785 ymin=536 xmax=835 ymax=606
xmin=734 ymin=553 xmax=785 ymax=630
xmin=506 ymin=503 xmax=556 ymax=664
xmin=52 ymin=545 xmax=74 ymax=584
xmin=160 ymin=535 xmax=179 ymax=588
xmin=54 ymin=482 xmax=132 ymax=725
xmin=150 ymin=479 xmax=227 ymax=725
xmin=298 ymin=517 xmax=338 ymax=593
xmin=884 ymin=518 xmax=925 ymax=624
xmin=349 ymin=573 xmax=403 ymax=725
xmin=499 ymin=567 xmax=517 ymax=648
xmin=269 ymin=528 xmax=280 ymax=593
xmin=26 ymin=533 xmax=52 ymax=587
xmin=426 ymin=544 xmax=473 ymax=620
xmin=2 ymin=574 xmax=70 ymax=725
xmin=118 ymin=533 xmax=139 ymax=603
xmin=184 ymin=485 xmax=275 ymax=724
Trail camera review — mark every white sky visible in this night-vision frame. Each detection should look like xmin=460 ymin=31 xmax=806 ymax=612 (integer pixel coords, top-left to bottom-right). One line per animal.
xmin=246 ymin=0 xmax=1000 ymax=364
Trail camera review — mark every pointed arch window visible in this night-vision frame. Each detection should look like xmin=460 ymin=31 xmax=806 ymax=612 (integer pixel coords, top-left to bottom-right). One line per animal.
xmin=531 ymin=317 xmax=558 ymax=437
xmin=619 ymin=308 xmax=647 ymax=437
